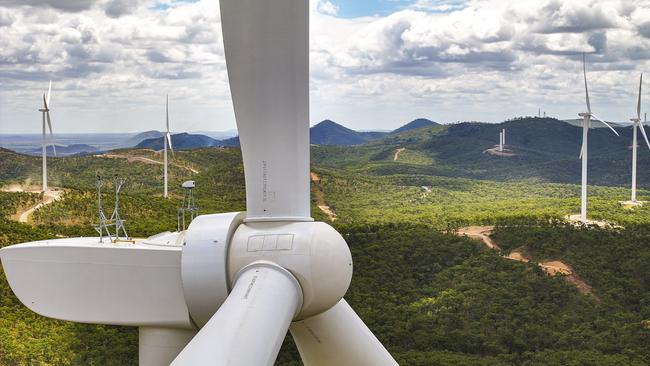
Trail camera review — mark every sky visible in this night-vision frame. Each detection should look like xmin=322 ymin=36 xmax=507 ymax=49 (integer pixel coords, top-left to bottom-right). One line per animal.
xmin=1 ymin=0 xmax=650 ymax=134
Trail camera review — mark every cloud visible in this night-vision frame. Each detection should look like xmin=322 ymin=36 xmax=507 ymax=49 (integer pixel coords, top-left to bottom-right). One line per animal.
xmin=104 ymin=0 xmax=140 ymax=18
xmin=0 ymin=7 xmax=14 ymax=26
xmin=1 ymin=0 xmax=650 ymax=134
xmin=317 ymin=0 xmax=338 ymax=16
xmin=0 ymin=0 xmax=99 ymax=12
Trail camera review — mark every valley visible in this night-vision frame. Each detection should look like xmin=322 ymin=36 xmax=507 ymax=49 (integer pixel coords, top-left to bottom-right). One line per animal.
xmin=0 ymin=118 xmax=649 ymax=365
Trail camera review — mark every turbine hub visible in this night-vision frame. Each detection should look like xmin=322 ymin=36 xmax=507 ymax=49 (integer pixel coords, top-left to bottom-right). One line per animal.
xmin=228 ymin=221 xmax=353 ymax=320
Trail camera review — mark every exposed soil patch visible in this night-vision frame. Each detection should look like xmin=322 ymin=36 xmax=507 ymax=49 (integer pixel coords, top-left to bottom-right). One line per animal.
xmin=484 ymin=147 xmax=516 ymax=157
xmin=565 ymin=214 xmax=619 ymax=229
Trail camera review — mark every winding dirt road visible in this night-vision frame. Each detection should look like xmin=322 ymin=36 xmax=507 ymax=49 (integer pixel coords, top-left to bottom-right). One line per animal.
xmin=310 ymin=172 xmax=337 ymax=221
xmin=100 ymin=154 xmax=199 ymax=174
xmin=394 ymin=148 xmax=406 ymax=161
xmin=2 ymin=185 xmax=65 ymax=224
xmin=457 ymin=226 xmax=593 ymax=295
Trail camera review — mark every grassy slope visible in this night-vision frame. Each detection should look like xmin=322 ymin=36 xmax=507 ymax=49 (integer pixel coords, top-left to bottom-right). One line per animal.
xmin=0 ymin=145 xmax=649 ymax=365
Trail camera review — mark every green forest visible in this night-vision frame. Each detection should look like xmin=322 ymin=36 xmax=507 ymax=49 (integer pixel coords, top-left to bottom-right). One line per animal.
xmin=1 ymin=133 xmax=649 ymax=365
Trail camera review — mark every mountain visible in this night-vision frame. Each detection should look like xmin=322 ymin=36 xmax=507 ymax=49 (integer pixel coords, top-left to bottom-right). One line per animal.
xmin=391 ymin=118 xmax=438 ymax=134
xmin=310 ymin=120 xmax=388 ymax=145
xmin=313 ymin=117 xmax=647 ymax=188
xmin=125 ymin=131 xmax=163 ymax=147
xmin=135 ymin=133 xmax=221 ymax=150
xmin=24 ymin=144 xmax=101 ymax=157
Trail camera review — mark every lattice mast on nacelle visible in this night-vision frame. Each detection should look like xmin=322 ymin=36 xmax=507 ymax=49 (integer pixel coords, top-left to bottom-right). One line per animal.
xmin=177 ymin=180 xmax=198 ymax=231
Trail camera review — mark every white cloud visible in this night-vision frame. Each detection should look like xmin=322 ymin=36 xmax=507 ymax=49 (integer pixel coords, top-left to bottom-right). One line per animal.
xmin=1 ymin=0 xmax=650 ymax=134
xmin=316 ymin=0 xmax=338 ymax=16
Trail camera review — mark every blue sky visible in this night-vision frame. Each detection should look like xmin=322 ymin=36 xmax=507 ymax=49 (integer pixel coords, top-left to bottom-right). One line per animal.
xmin=329 ymin=0 xmax=414 ymax=18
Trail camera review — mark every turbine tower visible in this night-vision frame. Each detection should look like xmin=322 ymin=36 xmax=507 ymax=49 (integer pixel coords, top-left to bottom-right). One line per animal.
xmin=629 ymin=74 xmax=650 ymax=203
xmin=0 ymin=1 xmax=398 ymax=365
xmin=499 ymin=131 xmax=503 ymax=152
xmin=164 ymin=94 xmax=174 ymax=198
xmin=37 ymin=81 xmax=56 ymax=192
xmin=577 ymin=54 xmax=619 ymax=223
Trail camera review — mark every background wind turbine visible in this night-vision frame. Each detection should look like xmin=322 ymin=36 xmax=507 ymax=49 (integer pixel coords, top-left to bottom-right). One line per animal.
xmin=164 ymin=94 xmax=174 ymax=198
xmin=37 ymin=81 xmax=56 ymax=192
xmin=0 ymin=1 xmax=398 ymax=365
xmin=577 ymin=54 xmax=619 ymax=223
xmin=628 ymin=74 xmax=650 ymax=203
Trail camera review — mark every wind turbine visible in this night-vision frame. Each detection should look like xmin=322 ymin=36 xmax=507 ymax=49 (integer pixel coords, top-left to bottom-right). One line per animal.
xmin=164 ymin=94 xmax=174 ymax=198
xmin=628 ymin=74 xmax=650 ymax=203
xmin=38 ymin=81 xmax=56 ymax=192
xmin=577 ymin=54 xmax=619 ymax=223
xmin=0 ymin=1 xmax=398 ymax=365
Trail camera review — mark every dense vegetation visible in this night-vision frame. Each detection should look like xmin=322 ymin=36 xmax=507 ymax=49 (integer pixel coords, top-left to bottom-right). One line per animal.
xmin=1 ymin=128 xmax=649 ymax=365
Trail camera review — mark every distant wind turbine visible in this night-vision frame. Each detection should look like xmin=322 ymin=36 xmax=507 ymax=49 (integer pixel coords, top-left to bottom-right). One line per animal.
xmin=499 ymin=131 xmax=503 ymax=152
xmin=502 ymin=128 xmax=506 ymax=148
xmin=164 ymin=94 xmax=174 ymax=198
xmin=577 ymin=54 xmax=619 ymax=223
xmin=628 ymin=74 xmax=650 ymax=203
xmin=37 ymin=81 xmax=56 ymax=192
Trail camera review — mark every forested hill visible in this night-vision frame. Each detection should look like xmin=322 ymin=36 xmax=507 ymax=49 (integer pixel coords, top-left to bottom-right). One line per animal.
xmin=314 ymin=117 xmax=649 ymax=189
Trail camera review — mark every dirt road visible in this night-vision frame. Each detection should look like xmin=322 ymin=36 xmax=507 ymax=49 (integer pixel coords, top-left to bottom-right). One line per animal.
xmin=310 ymin=172 xmax=337 ymax=221
xmin=101 ymin=154 xmax=199 ymax=174
xmin=394 ymin=148 xmax=406 ymax=161
xmin=1 ymin=185 xmax=65 ymax=224
xmin=457 ymin=226 xmax=593 ymax=295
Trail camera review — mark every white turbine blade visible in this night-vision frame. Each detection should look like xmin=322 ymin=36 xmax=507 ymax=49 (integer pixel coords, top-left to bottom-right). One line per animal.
xmin=46 ymin=80 xmax=52 ymax=108
xmin=583 ymin=53 xmax=591 ymax=114
xmin=171 ymin=263 xmax=302 ymax=366
xmin=46 ymin=110 xmax=56 ymax=156
xmin=166 ymin=132 xmax=174 ymax=156
xmin=579 ymin=140 xmax=585 ymax=159
xmin=590 ymin=113 xmax=619 ymax=136
xmin=636 ymin=74 xmax=643 ymax=119
xmin=220 ymin=0 xmax=310 ymax=221
xmin=290 ymin=299 xmax=398 ymax=366
xmin=639 ymin=121 xmax=650 ymax=150
xmin=166 ymin=94 xmax=170 ymax=133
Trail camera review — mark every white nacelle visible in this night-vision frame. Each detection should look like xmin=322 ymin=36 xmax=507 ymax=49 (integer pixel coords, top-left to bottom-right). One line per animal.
xmin=0 ymin=237 xmax=193 ymax=328
xmin=181 ymin=181 xmax=195 ymax=189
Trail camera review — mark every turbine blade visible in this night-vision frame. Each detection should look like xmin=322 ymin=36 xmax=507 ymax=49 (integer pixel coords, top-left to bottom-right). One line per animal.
xmin=46 ymin=111 xmax=56 ymax=156
xmin=220 ymin=0 xmax=310 ymax=221
xmin=583 ymin=53 xmax=591 ymax=114
xmin=638 ymin=73 xmax=643 ymax=120
xmin=639 ymin=121 xmax=650 ymax=150
xmin=590 ymin=113 xmax=619 ymax=136
xmin=166 ymin=94 xmax=170 ymax=133
xmin=46 ymin=80 xmax=52 ymax=108
xmin=579 ymin=140 xmax=585 ymax=159
xmin=166 ymin=132 xmax=174 ymax=156
xmin=171 ymin=263 xmax=302 ymax=365
xmin=290 ymin=299 xmax=398 ymax=366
